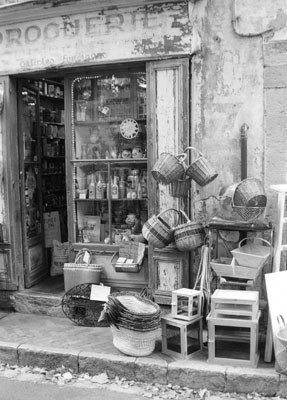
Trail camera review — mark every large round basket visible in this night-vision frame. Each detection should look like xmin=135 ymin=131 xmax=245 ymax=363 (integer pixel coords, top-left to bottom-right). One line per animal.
xmin=174 ymin=211 xmax=205 ymax=251
xmin=110 ymin=325 xmax=159 ymax=357
xmin=142 ymin=208 xmax=180 ymax=248
xmin=233 ymin=178 xmax=267 ymax=207
xmin=232 ymin=178 xmax=267 ymax=221
xmin=184 ymin=147 xmax=218 ymax=187
xmin=151 ymin=152 xmax=187 ymax=185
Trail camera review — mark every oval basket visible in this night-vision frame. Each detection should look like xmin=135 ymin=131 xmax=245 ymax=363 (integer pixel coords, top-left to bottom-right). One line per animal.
xmin=142 ymin=208 xmax=180 ymax=248
xmin=151 ymin=152 xmax=187 ymax=185
xmin=184 ymin=147 xmax=218 ymax=187
xmin=174 ymin=210 xmax=205 ymax=252
xmin=231 ymin=237 xmax=272 ymax=268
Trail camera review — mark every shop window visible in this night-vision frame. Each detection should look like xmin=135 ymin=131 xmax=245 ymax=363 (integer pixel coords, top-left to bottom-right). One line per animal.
xmin=69 ymin=67 xmax=147 ymax=245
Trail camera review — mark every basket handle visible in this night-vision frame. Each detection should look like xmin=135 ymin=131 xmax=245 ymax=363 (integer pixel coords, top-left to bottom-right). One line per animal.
xmin=184 ymin=146 xmax=203 ymax=158
xmin=175 ymin=153 xmax=187 ymax=163
xmin=238 ymin=237 xmax=272 ymax=249
xmin=179 ymin=210 xmax=192 ymax=224
xmin=157 ymin=208 xmax=181 ymax=227
xmin=277 ymin=315 xmax=286 ymax=329
xmin=75 ymin=248 xmax=92 ymax=264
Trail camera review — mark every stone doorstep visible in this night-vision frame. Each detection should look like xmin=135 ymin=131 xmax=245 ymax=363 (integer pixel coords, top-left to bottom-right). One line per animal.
xmin=0 ymin=340 xmax=286 ymax=396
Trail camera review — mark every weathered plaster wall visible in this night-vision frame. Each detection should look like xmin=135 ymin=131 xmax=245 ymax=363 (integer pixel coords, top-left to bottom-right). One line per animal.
xmin=190 ymin=0 xmax=264 ymax=223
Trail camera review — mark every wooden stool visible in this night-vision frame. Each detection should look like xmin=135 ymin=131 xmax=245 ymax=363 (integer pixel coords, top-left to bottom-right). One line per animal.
xmin=207 ymin=311 xmax=261 ymax=367
xmin=161 ymin=313 xmax=203 ymax=359
xmin=210 ymin=289 xmax=259 ymax=320
xmin=171 ymin=288 xmax=202 ymax=321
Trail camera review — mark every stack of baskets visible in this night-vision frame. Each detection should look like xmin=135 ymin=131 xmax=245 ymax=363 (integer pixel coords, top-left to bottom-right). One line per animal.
xmin=105 ymin=292 xmax=161 ymax=356
xmin=231 ymin=178 xmax=267 ymax=221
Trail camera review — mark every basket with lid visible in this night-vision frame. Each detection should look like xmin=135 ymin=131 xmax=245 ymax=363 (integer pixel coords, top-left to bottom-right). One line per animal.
xmin=142 ymin=208 xmax=180 ymax=249
xmin=184 ymin=147 xmax=218 ymax=187
xmin=231 ymin=237 xmax=272 ymax=268
xmin=174 ymin=210 xmax=205 ymax=251
xmin=151 ymin=152 xmax=187 ymax=185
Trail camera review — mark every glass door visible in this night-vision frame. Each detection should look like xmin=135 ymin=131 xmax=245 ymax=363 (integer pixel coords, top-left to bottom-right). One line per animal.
xmin=68 ymin=68 xmax=148 ymax=246
xmin=18 ymin=82 xmax=46 ymax=287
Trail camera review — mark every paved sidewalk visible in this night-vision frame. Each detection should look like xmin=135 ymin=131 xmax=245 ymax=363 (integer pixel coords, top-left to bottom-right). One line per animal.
xmin=0 ymin=312 xmax=285 ymax=396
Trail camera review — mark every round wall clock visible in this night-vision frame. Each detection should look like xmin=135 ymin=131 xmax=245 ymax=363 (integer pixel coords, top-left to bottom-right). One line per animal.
xmin=120 ymin=118 xmax=139 ymax=139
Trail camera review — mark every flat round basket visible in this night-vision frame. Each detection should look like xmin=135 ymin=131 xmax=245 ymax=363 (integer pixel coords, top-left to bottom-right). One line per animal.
xmin=61 ymin=283 xmax=109 ymax=327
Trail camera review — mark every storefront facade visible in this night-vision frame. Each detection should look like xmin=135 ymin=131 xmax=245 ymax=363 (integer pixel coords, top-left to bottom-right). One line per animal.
xmin=0 ymin=0 xmax=286 ymax=307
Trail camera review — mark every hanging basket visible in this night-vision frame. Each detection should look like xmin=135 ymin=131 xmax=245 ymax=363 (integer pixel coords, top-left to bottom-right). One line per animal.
xmin=142 ymin=208 xmax=180 ymax=248
xmin=275 ymin=315 xmax=287 ymax=375
xmin=169 ymin=174 xmax=192 ymax=198
xmin=233 ymin=178 xmax=266 ymax=207
xmin=174 ymin=210 xmax=205 ymax=252
xmin=184 ymin=147 xmax=218 ymax=187
xmin=151 ymin=152 xmax=187 ymax=185
xmin=231 ymin=237 xmax=272 ymax=268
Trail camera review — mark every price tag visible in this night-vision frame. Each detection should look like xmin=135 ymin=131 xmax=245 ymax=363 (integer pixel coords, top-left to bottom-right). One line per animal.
xmin=90 ymin=285 xmax=111 ymax=302
xmin=82 ymin=251 xmax=90 ymax=264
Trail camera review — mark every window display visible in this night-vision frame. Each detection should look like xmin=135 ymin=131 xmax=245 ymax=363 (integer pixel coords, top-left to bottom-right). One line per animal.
xmin=70 ymin=68 xmax=147 ymax=245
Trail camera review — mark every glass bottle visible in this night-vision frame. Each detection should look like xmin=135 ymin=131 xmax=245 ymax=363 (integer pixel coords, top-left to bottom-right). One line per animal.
xmin=88 ymin=173 xmax=96 ymax=199
xmin=96 ymin=172 xmax=104 ymax=200
xmin=119 ymin=176 xmax=126 ymax=199
xmin=137 ymin=182 xmax=143 ymax=199
xmin=111 ymin=176 xmax=119 ymax=199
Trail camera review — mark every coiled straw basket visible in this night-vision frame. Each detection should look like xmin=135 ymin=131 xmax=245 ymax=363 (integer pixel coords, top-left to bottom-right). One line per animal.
xmin=142 ymin=208 xmax=180 ymax=248
xmin=152 ymin=152 xmax=187 ymax=185
xmin=184 ymin=147 xmax=218 ymax=187
xmin=174 ymin=210 xmax=205 ymax=252
xmin=106 ymin=292 xmax=161 ymax=357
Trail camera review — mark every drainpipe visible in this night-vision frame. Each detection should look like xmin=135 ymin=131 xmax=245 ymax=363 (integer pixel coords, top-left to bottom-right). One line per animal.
xmin=240 ymin=123 xmax=249 ymax=180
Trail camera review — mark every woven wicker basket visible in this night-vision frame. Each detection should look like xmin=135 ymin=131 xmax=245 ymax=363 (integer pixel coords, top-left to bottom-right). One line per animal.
xmin=107 ymin=291 xmax=161 ymax=356
xmin=174 ymin=211 xmax=205 ymax=251
xmin=151 ymin=152 xmax=187 ymax=185
xmin=111 ymin=325 xmax=159 ymax=356
xmin=142 ymin=208 xmax=180 ymax=248
xmin=169 ymin=174 xmax=192 ymax=198
xmin=63 ymin=249 xmax=103 ymax=292
xmin=184 ymin=147 xmax=218 ymax=187
xmin=233 ymin=178 xmax=266 ymax=207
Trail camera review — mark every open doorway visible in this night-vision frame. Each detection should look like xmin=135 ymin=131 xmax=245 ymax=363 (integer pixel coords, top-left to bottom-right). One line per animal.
xmin=18 ymin=76 xmax=67 ymax=291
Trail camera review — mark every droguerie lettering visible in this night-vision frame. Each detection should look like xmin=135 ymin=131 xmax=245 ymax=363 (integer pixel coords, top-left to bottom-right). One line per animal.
xmin=0 ymin=9 xmax=162 ymax=48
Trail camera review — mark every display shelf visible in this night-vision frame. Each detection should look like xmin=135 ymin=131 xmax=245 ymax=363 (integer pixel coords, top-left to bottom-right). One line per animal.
xmin=69 ymin=69 xmax=148 ymax=245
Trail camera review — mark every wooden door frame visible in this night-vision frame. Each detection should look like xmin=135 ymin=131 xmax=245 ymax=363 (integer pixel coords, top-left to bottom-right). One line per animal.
xmin=0 ymin=76 xmax=24 ymax=290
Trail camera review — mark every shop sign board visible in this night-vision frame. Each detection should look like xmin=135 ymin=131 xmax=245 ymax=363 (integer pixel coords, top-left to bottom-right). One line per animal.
xmin=0 ymin=2 xmax=193 ymax=75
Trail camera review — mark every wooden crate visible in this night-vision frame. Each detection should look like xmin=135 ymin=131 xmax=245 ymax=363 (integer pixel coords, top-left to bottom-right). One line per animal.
xmin=161 ymin=313 xmax=203 ymax=359
xmin=207 ymin=311 xmax=261 ymax=368
xmin=171 ymin=288 xmax=202 ymax=321
xmin=210 ymin=289 xmax=259 ymax=319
